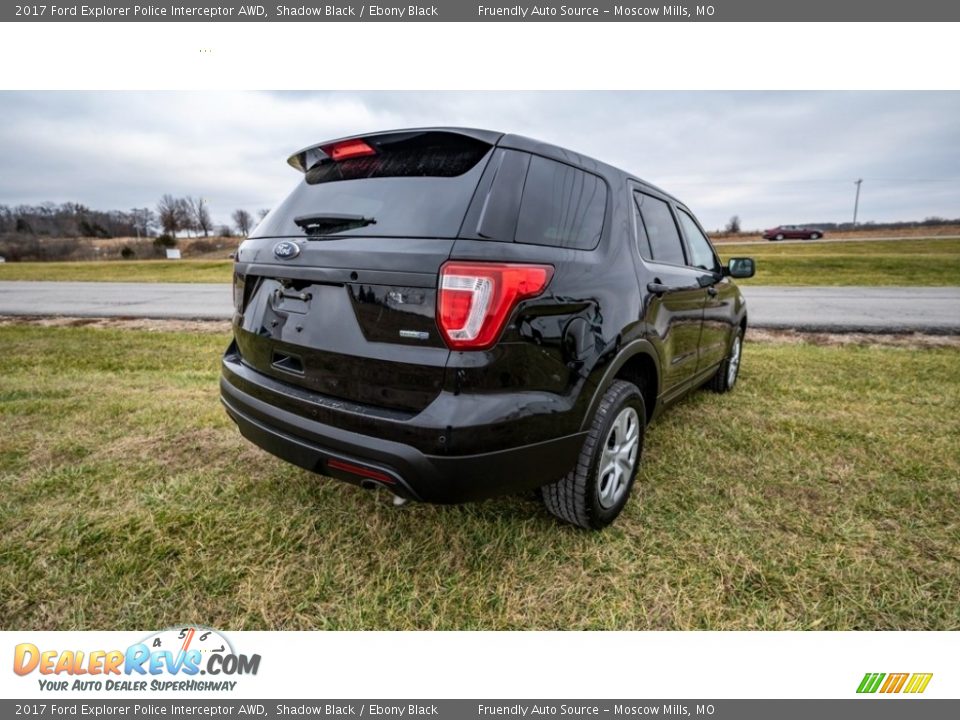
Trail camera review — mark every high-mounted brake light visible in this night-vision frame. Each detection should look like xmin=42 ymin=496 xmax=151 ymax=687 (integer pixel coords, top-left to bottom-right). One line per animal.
xmin=437 ymin=262 xmax=553 ymax=350
xmin=323 ymin=139 xmax=376 ymax=161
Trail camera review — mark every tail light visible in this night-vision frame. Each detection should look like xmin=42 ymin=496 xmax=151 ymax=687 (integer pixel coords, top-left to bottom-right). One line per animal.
xmin=437 ymin=262 xmax=553 ymax=350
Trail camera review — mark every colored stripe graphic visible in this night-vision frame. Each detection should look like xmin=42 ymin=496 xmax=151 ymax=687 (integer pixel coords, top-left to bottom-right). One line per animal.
xmin=857 ymin=672 xmax=932 ymax=694
xmin=857 ymin=673 xmax=885 ymax=693
xmin=904 ymin=673 xmax=934 ymax=694
xmin=880 ymin=673 xmax=908 ymax=693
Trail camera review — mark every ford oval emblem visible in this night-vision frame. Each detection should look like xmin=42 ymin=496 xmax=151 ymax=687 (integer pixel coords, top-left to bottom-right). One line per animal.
xmin=274 ymin=241 xmax=301 ymax=260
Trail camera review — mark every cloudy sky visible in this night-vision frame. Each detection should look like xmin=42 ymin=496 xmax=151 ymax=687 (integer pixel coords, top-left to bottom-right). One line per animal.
xmin=0 ymin=91 xmax=957 ymax=231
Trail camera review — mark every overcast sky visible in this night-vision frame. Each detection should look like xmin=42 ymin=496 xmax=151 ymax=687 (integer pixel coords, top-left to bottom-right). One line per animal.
xmin=0 ymin=91 xmax=957 ymax=231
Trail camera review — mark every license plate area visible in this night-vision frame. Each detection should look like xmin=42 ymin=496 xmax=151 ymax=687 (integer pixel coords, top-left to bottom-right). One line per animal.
xmin=271 ymin=284 xmax=314 ymax=315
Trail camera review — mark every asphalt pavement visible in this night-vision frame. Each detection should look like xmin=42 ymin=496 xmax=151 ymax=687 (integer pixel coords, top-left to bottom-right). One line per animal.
xmin=0 ymin=281 xmax=958 ymax=333
xmin=0 ymin=281 xmax=233 ymax=320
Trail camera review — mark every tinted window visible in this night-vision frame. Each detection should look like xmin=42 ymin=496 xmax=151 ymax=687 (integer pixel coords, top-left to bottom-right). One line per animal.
xmin=304 ymin=132 xmax=489 ymax=184
xmin=677 ymin=208 xmax=720 ymax=272
xmin=252 ymin=132 xmax=492 ymax=239
xmin=474 ymin=149 xmax=530 ymax=242
xmin=636 ymin=193 xmax=685 ymax=266
xmin=633 ymin=194 xmax=653 ymax=261
xmin=515 ymin=156 xmax=606 ymax=250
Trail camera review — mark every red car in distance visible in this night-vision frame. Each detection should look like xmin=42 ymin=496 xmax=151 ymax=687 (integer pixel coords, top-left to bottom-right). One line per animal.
xmin=762 ymin=225 xmax=825 ymax=241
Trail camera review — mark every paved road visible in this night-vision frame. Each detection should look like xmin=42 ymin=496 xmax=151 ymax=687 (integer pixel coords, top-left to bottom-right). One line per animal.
xmin=739 ymin=286 xmax=960 ymax=333
xmin=1 ymin=281 xmax=959 ymax=333
xmin=0 ymin=281 xmax=233 ymax=320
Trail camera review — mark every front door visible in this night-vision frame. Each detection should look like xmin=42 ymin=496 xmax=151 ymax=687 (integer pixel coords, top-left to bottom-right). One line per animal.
xmin=632 ymin=191 xmax=707 ymax=395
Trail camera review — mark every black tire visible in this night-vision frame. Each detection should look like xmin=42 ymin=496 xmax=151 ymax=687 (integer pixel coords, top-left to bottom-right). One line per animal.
xmin=541 ymin=380 xmax=645 ymax=530
xmin=706 ymin=327 xmax=744 ymax=393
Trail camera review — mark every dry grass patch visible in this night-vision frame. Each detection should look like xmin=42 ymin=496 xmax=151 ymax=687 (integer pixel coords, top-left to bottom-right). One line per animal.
xmin=1 ymin=325 xmax=958 ymax=630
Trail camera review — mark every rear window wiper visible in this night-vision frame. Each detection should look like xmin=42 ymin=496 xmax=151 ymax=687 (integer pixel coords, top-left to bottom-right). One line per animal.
xmin=293 ymin=213 xmax=377 ymax=236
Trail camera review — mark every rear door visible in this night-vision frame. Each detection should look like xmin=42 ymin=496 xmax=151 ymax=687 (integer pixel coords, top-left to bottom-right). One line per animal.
xmin=632 ymin=190 xmax=707 ymax=395
xmin=232 ymin=130 xmax=495 ymax=413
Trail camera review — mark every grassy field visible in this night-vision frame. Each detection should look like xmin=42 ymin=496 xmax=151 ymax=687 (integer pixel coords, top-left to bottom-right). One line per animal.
xmin=717 ymin=237 xmax=960 ymax=286
xmin=711 ymin=223 xmax=960 ymax=243
xmin=1 ymin=237 xmax=959 ymax=287
xmin=1 ymin=324 xmax=958 ymax=630
xmin=0 ymin=260 xmax=231 ymax=284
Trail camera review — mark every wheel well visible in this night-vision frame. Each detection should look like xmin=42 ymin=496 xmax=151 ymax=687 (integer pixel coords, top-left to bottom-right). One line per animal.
xmin=614 ymin=352 xmax=658 ymax=420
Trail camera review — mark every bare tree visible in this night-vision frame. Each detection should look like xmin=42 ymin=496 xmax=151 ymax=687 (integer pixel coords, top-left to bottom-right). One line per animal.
xmin=157 ymin=194 xmax=189 ymax=238
xmin=724 ymin=215 xmax=742 ymax=234
xmin=232 ymin=209 xmax=254 ymax=237
xmin=130 ymin=208 xmax=156 ymax=239
xmin=178 ymin=197 xmax=198 ymax=236
xmin=258 ymin=208 xmax=270 ymax=220
xmin=187 ymin=196 xmax=213 ymax=237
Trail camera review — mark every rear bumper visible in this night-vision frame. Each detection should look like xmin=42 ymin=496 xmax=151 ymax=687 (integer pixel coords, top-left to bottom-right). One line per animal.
xmin=220 ymin=361 xmax=587 ymax=504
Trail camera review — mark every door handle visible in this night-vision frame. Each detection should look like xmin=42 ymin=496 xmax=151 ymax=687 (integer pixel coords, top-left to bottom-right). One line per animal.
xmin=706 ymin=286 xmax=718 ymax=297
xmin=647 ymin=282 xmax=671 ymax=296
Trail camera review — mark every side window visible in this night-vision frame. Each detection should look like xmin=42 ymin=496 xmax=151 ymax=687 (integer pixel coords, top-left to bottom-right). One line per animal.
xmin=475 ymin=149 xmax=530 ymax=242
xmin=515 ymin=155 xmax=606 ymax=250
xmin=676 ymin=208 xmax=720 ymax=272
xmin=636 ymin=193 xmax=686 ymax=266
xmin=633 ymin=193 xmax=653 ymax=261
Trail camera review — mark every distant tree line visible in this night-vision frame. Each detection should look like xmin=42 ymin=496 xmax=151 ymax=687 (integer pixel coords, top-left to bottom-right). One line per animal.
xmin=0 ymin=198 xmax=269 ymax=241
xmin=0 ymin=202 xmax=152 ymax=239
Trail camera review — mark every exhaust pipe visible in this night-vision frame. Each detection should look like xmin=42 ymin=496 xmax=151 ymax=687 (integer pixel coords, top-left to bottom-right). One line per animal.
xmin=358 ymin=478 xmax=410 ymax=507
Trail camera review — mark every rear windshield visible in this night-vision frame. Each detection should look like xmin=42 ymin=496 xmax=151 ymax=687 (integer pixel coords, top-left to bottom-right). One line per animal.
xmin=252 ymin=132 xmax=492 ymax=239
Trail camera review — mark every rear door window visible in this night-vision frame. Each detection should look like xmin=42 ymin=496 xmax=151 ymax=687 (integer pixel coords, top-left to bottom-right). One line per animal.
xmin=514 ymin=155 xmax=607 ymax=250
xmin=635 ymin=192 xmax=686 ymax=266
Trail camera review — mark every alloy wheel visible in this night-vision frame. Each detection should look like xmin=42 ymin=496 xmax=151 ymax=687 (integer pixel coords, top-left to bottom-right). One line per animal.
xmin=597 ymin=407 xmax=640 ymax=509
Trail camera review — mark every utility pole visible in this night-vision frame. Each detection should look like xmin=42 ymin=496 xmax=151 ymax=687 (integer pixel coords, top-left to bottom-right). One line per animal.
xmin=852 ymin=178 xmax=863 ymax=226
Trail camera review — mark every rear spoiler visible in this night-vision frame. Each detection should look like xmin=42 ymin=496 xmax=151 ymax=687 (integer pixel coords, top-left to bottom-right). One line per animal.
xmin=286 ymin=127 xmax=504 ymax=173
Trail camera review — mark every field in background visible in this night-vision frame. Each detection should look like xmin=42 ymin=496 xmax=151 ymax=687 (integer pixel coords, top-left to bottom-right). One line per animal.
xmin=2 ymin=237 xmax=959 ymax=287
xmin=0 ymin=234 xmax=242 ymax=263
xmin=0 ymin=260 xmax=231 ymax=283
xmin=710 ymin=223 xmax=960 ymax=243
xmin=1 ymin=324 xmax=957 ymax=630
xmin=717 ymin=238 xmax=960 ymax=286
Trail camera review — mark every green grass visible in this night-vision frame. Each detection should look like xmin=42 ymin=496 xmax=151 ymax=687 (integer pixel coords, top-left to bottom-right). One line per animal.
xmin=0 ymin=260 xmax=232 ymax=283
xmin=1 ymin=325 xmax=959 ymax=630
xmin=1 ymin=238 xmax=958 ymax=286
xmin=718 ymin=238 xmax=960 ymax=286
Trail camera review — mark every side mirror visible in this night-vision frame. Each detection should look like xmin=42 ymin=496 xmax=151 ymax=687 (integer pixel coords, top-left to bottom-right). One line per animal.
xmin=725 ymin=257 xmax=755 ymax=279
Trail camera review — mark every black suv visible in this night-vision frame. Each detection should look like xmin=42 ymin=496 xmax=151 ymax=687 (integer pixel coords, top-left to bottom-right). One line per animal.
xmin=221 ymin=128 xmax=755 ymax=529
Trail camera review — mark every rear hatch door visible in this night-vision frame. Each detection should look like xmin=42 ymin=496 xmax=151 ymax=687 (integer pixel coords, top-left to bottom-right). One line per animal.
xmin=233 ymin=129 xmax=497 ymax=414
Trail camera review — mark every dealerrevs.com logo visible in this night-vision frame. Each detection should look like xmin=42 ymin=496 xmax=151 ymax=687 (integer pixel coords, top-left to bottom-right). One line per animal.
xmin=13 ymin=627 xmax=261 ymax=692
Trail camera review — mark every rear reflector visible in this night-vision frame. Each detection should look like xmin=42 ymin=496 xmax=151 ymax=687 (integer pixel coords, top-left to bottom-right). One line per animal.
xmin=437 ymin=262 xmax=553 ymax=350
xmin=323 ymin=139 xmax=376 ymax=161
xmin=327 ymin=458 xmax=395 ymax=485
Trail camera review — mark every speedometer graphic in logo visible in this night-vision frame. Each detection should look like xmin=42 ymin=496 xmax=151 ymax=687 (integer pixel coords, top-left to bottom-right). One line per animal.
xmin=141 ymin=627 xmax=234 ymax=660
